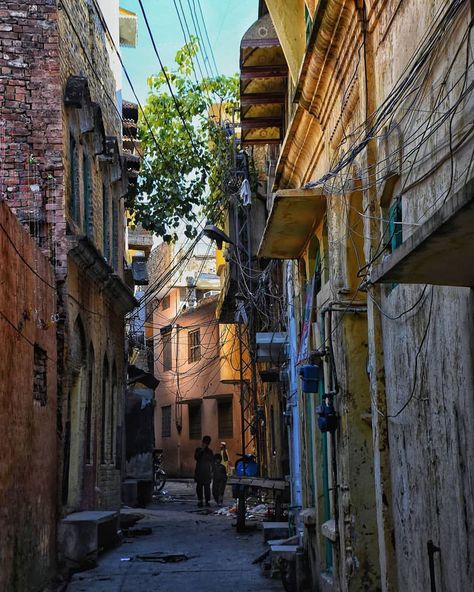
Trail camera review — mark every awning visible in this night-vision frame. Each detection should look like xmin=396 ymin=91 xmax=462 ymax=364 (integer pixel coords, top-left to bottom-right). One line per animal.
xmin=371 ymin=179 xmax=474 ymax=287
xmin=127 ymin=365 xmax=160 ymax=390
xmin=176 ymin=398 xmax=202 ymax=405
xmin=258 ymin=187 xmax=326 ymax=259
xmin=203 ymin=393 xmax=233 ymax=400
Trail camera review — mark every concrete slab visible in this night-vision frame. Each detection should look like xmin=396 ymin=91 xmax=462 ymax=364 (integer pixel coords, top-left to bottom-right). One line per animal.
xmin=269 ymin=544 xmax=300 ymax=559
xmin=262 ymin=521 xmax=289 ymax=542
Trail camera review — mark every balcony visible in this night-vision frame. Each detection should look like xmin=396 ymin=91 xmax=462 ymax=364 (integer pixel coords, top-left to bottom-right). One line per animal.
xmin=371 ymin=178 xmax=474 ymax=287
xmin=258 ymin=187 xmax=326 ymax=259
xmin=240 ymin=13 xmax=287 ymax=145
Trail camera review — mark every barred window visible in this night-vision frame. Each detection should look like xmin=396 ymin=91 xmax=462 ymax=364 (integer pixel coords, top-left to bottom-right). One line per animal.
xmin=189 ymin=403 xmax=202 ymax=440
xmin=162 ymin=405 xmax=171 ymax=438
xmin=162 ymin=295 xmax=170 ymax=310
xmin=33 ymin=344 xmax=47 ymax=407
xmin=218 ymin=399 xmax=233 ymax=439
xmin=162 ymin=330 xmax=172 ymax=371
xmin=188 ymin=329 xmax=201 ymax=363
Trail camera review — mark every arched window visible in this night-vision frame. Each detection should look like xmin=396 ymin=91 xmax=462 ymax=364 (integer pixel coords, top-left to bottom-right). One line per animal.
xmin=101 ymin=355 xmax=109 ymax=464
xmin=85 ymin=343 xmax=95 ymax=464
xmin=110 ymin=363 xmax=118 ymax=464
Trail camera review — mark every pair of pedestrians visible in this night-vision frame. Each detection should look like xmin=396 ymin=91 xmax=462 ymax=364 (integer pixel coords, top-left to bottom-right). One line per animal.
xmin=194 ymin=436 xmax=228 ymax=507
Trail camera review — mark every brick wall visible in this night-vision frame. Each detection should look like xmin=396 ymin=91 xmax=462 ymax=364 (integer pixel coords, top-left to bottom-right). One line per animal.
xmin=0 ymin=0 xmax=65 ymax=271
xmin=0 ymin=200 xmax=57 ymax=592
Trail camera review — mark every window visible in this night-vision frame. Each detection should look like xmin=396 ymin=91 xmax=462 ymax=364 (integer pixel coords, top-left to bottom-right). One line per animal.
xmin=83 ymin=154 xmax=92 ymax=237
xmin=218 ymin=399 xmax=233 ymax=439
xmin=305 ymin=4 xmax=312 ymax=43
xmin=162 ymin=405 xmax=171 ymax=438
xmin=85 ymin=345 xmax=94 ymax=464
xmin=162 ymin=330 xmax=172 ymax=371
xmin=162 ymin=295 xmax=170 ymax=310
xmin=69 ymin=134 xmax=79 ymax=223
xmin=388 ymin=197 xmax=403 ymax=252
xmin=111 ymin=197 xmax=118 ymax=270
xmin=188 ymin=403 xmax=202 ymax=440
xmin=33 ymin=344 xmax=47 ymax=406
xmin=188 ymin=329 xmax=201 ymax=363
xmin=102 ymin=184 xmax=110 ymax=261
xmin=146 ymin=337 xmax=154 ymax=372
xmin=110 ymin=364 xmax=117 ymax=464
xmin=101 ymin=356 xmax=109 ymax=464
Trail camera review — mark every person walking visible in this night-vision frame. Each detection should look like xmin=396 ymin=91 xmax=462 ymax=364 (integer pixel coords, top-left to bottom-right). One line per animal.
xmin=194 ymin=435 xmax=214 ymax=507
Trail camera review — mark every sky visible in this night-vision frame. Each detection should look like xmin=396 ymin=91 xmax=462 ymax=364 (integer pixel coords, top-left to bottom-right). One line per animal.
xmin=120 ymin=0 xmax=258 ymax=104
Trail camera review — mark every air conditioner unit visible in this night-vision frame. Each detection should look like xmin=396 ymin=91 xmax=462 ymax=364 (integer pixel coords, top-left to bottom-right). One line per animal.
xmin=203 ymin=290 xmax=220 ymax=298
xmin=256 ymin=332 xmax=288 ymax=362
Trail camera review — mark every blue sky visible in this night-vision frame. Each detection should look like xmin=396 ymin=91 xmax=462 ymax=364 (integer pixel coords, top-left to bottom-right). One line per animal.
xmin=120 ymin=0 xmax=258 ymax=104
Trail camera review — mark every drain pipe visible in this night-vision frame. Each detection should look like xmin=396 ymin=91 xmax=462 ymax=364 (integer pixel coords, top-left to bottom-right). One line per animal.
xmin=285 ymin=261 xmax=303 ymax=538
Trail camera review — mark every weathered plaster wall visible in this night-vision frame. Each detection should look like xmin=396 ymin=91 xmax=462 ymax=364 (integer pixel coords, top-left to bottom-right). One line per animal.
xmin=370 ymin=3 xmax=474 ymax=590
xmin=0 ymin=200 xmax=57 ymax=592
xmin=266 ymin=0 xmax=474 ymax=590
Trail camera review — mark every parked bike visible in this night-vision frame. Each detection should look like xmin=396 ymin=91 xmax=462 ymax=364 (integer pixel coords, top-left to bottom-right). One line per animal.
xmin=152 ymin=449 xmax=166 ymax=495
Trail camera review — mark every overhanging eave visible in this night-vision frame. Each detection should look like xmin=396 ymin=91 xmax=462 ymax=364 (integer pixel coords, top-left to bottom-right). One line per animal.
xmin=371 ymin=179 xmax=474 ymax=287
xmin=258 ymin=187 xmax=327 ymax=259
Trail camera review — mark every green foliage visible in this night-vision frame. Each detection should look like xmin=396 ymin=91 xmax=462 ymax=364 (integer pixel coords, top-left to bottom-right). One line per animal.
xmin=134 ymin=38 xmax=239 ymax=242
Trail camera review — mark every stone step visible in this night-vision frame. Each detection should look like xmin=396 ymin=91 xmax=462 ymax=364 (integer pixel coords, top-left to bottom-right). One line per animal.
xmin=269 ymin=544 xmax=301 ymax=559
xmin=261 ymin=521 xmax=289 ymax=542
xmin=58 ymin=510 xmax=119 ymax=565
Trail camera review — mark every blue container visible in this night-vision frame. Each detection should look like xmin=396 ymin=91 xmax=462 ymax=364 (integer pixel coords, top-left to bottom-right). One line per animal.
xmin=235 ymin=456 xmax=258 ymax=477
xmin=299 ymin=364 xmax=320 ymax=393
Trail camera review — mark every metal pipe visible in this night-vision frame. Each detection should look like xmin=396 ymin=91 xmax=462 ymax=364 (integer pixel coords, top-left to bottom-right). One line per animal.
xmin=286 ymin=261 xmax=303 ymax=537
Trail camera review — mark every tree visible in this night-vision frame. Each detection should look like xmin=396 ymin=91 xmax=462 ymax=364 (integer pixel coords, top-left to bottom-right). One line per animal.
xmin=133 ymin=38 xmax=239 ymax=241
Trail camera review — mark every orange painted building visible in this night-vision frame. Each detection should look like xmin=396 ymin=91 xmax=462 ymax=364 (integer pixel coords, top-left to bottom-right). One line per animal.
xmin=152 ymin=284 xmax=242 ymax=477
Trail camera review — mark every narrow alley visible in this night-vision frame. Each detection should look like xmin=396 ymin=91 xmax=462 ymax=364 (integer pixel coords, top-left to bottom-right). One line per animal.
xmin=1 ymin=1 xmax=474 ymax=591
xmin=66 ymin=481 xmax=283 ymax=592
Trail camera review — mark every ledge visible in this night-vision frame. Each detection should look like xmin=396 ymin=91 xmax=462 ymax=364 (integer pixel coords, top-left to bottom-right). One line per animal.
xmin=68 ymin=235 xmax=137 ymax=314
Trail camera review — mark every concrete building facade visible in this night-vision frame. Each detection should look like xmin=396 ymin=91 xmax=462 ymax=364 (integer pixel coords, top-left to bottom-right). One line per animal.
xmin=148 ymin=241 xmax=242 ymax=477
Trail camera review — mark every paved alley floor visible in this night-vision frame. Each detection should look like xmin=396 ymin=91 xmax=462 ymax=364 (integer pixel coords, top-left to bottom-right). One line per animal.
xmin=66 ymin=480 xmax=284 ymax=592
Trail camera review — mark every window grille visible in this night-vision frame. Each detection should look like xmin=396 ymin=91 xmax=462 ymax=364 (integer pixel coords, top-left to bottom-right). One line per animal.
xmin=162 ymin=295 xmax=170 ymax=310
xmin=188 ymin=329 xmax=201 ymax=363
xmin=33 ymin=344 xmax=47 ymax=406
xmin=69 ymin=134 xmax=79 ymax=223
xmin=188 ymin=404 xmax=202 ymax=440
xmin=162 ymin=405 xmax=171 ymax=438
xmin=162 ymin=331 xmax=172 ymax=371
xmin=102 ymin=184 xmax=110 ymax=261
xmin=112 ymin=197 xmax=118 ymax=270
xmin=218 ymin=400 xmax=233 ymax=439
xmin=83 ymin=154 xmax=92 ymax=237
